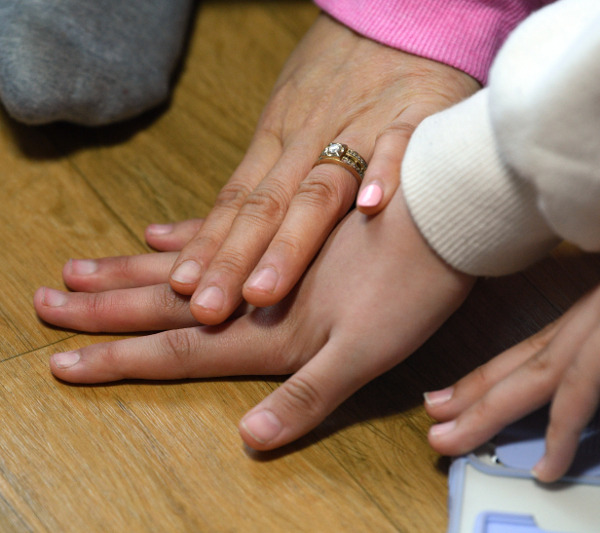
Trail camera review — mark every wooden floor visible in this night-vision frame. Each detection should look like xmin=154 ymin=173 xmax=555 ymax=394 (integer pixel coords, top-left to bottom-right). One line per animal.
xmin=1 ymin=2 xmax=599 ymax=532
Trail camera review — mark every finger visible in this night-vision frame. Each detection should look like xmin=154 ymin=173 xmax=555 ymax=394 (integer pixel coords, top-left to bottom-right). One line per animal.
xmin=424 ymin=289 xmax=598 ymax=421
xmin=35 ymin=284 xmax=196 ymax=332
xmin=533 ymin=312 xmax=600 ymax=482
xmin=187 ymin=141 xmax=318 ymax=321
xmin=427 ymin=308 xmax=597 ymax=457
xmin=145 ymin=219 xmax=205 ymax=251
xmin=242 ymin=162 xmax=358 ymax=308
xmin=356 ymin=121 xmax=414 ymax=215
xmin=49 ymin=306 xmax=297 ymax=383
xmin=168 ymin=133 xmax=283 ymax=295
xmin=62 ymin=253 xmax=177 ymax=292
xmin=239 ymin=335 xmax=386 ymax=451
xmin=424 ymin=320 xmax=561 ymax=422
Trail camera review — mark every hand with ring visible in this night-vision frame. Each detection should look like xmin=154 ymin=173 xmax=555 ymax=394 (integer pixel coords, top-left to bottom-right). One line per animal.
xmin=35 ymin=190 xmax=474 ymax=451
xmin=158 ymin=13 xmax=480 ymax=325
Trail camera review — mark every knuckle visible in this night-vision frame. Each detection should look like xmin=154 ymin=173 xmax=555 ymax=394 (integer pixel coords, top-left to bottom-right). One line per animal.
xmin=182 ymin=228 xmax=225 ymax=259
xmin=296 ymin=172 xmax=346 ymax=211
xmin=526 ymin=350 xmax=552 ymax=376
xmin=379 ymin=120 xmax=416 ymax=141
xmin=159 ymin=328 xmax=198 ymax=376
xmin=193 ymin=232 xmax=222 ymax=255
xmin=470 ymin=394 xmax=493 ymax=422
xmin=101 ymin=343 xmax=126 ymax=376
xmin=467 ymin=397 xmax=501 ymax=442
xmin=211 ymin=248 xmax=251 ymax=278
xmin=214 ymin=181 xmax=254 ymax=212
xmin=278 ymin=373 xmax=326 ymax=419
xmin=526 ymin=321 xmax=558 ymax=353
xmin=154 ymin=286 xmax=189 ymax=315
xmin=471 ymin=364 xmax=493 ymax=391
xmin=240 ymin=184 xmax=291 ymax=224
xmin=301 ymin=102 xmax=335 ymax=130
xmin=255 ymin=109 xmax=285 ymax=142
xmin=113 ymin=255 xmax=136 ymax=279
xmin=271 ymin=231 xmax=304 ymax=260
xmin=86 ymin=294 xmax=116 ymax=329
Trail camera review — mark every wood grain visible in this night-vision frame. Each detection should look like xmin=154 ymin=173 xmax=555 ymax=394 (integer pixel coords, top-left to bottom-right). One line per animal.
xmin=0 ymin=2 xmax=598 ymax=532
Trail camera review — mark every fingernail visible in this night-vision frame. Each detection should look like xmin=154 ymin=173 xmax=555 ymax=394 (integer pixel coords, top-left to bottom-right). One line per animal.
xmin=52 ymin=351 xmax=81 ymax=369
xmin=429 ymin=420 xmax=457 ymax=437
xmin=69 ymin=259 xmax=98 ymax=276
xmin=246 ymin=267 xmax=279 ymax=293
xmin=241 ymin=410 xmax=282 ymax=444
xmin=193 ymin=286 xmax=225 ymax=312
xmin=357 ymin=183 xmax=383 ymax=208
xmin=147 ymin=224 xmax=174 ymax=236
xmin=424 ymin=387 xmax=454 ymax=406
xmin=42 ymin=288 xmax=68 ymax=308
xmin=531 ymin=457 xmax=546 ymax=480
xmin=171 ymin=260 xmax=202 ymax=284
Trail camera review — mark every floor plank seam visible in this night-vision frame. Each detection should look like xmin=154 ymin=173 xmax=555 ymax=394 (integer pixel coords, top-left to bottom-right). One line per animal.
xmin=522 ymin=271 xmax=567 ymax=316
xmin=43 ymin=133 xmax=146 ymax=250
xmin=0 ymin=334 xmax=79 ymax=364
xmin=321 ymin=439 xmax=403 ymax=532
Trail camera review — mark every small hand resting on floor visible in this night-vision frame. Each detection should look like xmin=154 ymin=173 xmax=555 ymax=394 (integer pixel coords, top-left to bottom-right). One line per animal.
xmin=425 ymin=286 xmax=600 ymax=483
xmin=162 ymin=13 xmax=479 ymax=326
xmin=35 ymin=191 xmax=474 ymax=451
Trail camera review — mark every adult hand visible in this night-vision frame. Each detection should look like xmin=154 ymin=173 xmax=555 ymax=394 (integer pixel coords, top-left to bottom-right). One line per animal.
xmin=425 ymin=285 xmax=600 ymax=483
xmin=166 ymin=13 xmax=480 ymax=325
xmin=35 ymin=192 xmax=474 ymax=451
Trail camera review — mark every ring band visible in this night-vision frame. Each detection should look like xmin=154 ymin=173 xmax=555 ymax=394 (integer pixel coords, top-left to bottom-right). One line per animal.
xmin=313 ymin=142 xmax=367 ymax=184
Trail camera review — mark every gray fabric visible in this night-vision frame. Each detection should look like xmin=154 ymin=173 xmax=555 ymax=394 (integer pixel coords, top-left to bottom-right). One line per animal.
xmin=0 ymin=0 xmax=194 ymax=125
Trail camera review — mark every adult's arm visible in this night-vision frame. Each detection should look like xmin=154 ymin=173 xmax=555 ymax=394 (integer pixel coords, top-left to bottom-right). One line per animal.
xmin=315 ymin=0 xmax=554 ymax=84
xmin=36 ymin=191 xmax=474 ymax=452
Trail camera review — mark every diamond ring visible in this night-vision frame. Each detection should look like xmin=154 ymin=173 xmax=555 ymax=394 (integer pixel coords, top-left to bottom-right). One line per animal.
xmin=313 ymin=142 xmax=367 ymax=185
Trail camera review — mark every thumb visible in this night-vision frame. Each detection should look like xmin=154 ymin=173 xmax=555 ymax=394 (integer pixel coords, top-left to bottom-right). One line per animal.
xmin=356 ymin=121 xmax=415 ymax=215
xmin=239 ymin=341 xmax=368 ymax=451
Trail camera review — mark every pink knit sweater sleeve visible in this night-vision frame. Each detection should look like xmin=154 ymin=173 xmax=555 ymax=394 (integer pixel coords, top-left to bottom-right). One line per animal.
xmin=313 ymin=0 xmax=553 ymax=84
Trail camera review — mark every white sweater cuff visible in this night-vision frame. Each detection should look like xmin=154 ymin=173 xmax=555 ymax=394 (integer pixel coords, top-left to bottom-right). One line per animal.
xmin=402 ymin=90 xmax=559 ymax=277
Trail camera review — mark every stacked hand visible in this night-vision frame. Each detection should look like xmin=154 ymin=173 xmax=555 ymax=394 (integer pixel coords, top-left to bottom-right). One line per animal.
xmin=157 ymin=13 xmax=479 ymax=325
xmin=32 ymin=10 xmax=597 ymax=478
xmin=35 ymin=191 xmax=474 ymax=451
xmin=38 ymin=192 xmax=600 ymax=472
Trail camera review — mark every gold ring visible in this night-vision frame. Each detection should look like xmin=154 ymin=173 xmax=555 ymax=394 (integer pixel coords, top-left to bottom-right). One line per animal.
xmin=313 ymin=142 xmax=367 ymax=185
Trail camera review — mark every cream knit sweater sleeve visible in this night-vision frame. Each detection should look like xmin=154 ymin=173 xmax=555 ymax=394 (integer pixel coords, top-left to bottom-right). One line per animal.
xmin=402 ymin=0 xmax=600 ymax=276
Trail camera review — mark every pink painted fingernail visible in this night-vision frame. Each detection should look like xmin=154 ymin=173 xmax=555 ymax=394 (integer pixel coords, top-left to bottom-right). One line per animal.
xmin=429 ymin=420 xmax=457 ymax=437
xmin=424 ymin=387 xmax=454 ymax=406
xmin=357 ymin=183 xmax=383 ymax=208
xmin=241 ymin=410 xmax=282 ymax=444
xmin=147 ymin=224 xmax=174 ymax=236
xmin=52 ymin=351 xmax=80 ymax=369
xmin=246 ymin=267 xmax=278 ymax=294
xmin=194 ymin=286 xmax=225 ymax=312
xmin=69 ymin=259 xmax=98 ymax=276
xmin=42 ymin=288 xmax=68 ymax=308
xmin=171 ymin=260 xmax=202 ymax=284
